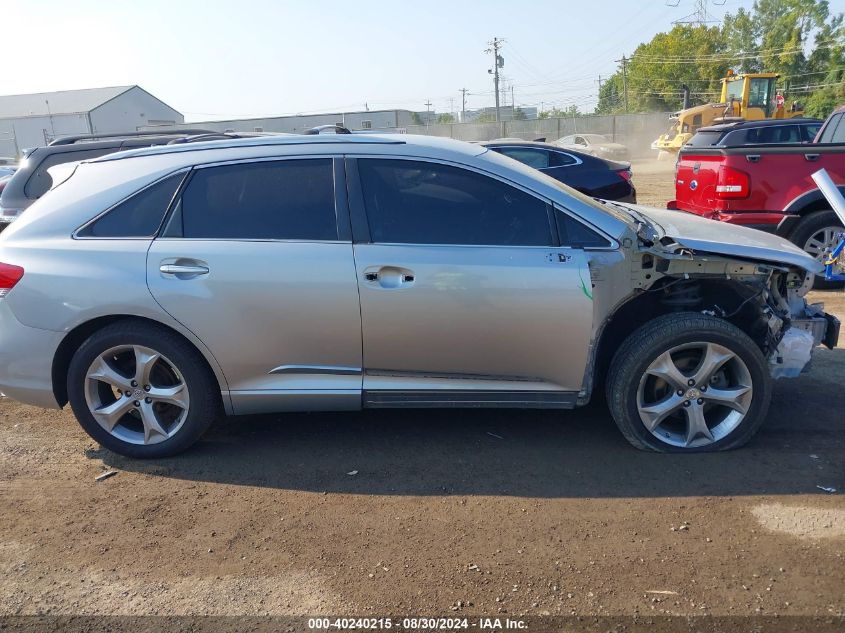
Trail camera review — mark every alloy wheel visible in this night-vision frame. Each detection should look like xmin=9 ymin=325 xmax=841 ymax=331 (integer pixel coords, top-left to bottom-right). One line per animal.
xmin=636 ymin=342 xmax=753 ymax=448
xmin=84 ymin=345 xmax=190 ymax=445
xmin=803 ymin=226 xmax=841 ymax=262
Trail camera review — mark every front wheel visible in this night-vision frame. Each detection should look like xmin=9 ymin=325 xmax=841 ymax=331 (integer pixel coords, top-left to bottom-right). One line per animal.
xmin=67 ymin=320 xmax=220 ymax=458
xmin=606 ymin=313 xmax=771 ymax=452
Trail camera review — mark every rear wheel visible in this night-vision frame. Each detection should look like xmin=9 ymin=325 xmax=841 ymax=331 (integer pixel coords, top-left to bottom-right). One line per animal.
xmin=607 ymin=313 xmax=771 ymax=452
xmin=67 ymin=320 xmax=220 ymax=458
xmin=789 ymin=209 xmax=844 ymax=290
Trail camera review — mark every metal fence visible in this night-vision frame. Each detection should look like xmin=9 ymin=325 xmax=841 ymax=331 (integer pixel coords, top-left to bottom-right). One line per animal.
xmin=404 ymin=112 xmax=672 ymax=158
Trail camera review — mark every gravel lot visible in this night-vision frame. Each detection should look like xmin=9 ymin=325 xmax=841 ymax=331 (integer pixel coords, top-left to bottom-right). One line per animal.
xmin=1 ymin=160 xmax=843 ymax=623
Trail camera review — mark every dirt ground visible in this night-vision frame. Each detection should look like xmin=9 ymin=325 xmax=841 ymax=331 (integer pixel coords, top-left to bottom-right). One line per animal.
xmin=1 ymin=161 xmax=843 ymax=624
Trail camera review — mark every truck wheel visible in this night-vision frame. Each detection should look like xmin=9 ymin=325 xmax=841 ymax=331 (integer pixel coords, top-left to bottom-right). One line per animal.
xmin=606 ymin=313 xmax=771 ymax=452
xmin=789 ymin=209 xmax=844 ymax=289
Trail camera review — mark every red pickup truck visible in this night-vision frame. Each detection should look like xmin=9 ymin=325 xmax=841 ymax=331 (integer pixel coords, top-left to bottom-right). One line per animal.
xmin=670 ymin=105 xmax=845 ymax=284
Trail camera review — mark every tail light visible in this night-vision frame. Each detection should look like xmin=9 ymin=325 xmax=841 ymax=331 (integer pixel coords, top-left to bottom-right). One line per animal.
xmin=0 ymin=262 xmax=24 ymax=298
xmin=715 ymin=166 xmax=750 ymax=199
xmin=617 ymin=168 xmax=633 ymax=182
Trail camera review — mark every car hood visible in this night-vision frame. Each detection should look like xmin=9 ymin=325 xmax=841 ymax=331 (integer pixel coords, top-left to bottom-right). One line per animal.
xmin=622 ymin=204 xmax=822 ymax=274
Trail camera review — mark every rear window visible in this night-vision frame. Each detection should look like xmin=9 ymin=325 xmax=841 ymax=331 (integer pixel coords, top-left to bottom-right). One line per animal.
xmin=686 ymin=131 xmax=723 ymax=147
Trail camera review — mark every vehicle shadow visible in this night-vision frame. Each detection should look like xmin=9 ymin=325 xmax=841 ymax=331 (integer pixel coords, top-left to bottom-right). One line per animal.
xmin=92 ymin=349 xmax=845 ymax=499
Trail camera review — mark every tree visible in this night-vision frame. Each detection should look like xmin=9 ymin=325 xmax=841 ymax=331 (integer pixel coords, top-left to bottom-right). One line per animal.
xmin=594 ymin=0 xmax=844 ymax=115
xmin=436 ymin=113 xmax=455 ymax=124
xmin=513 ymin=107 xmax=527 ymax=120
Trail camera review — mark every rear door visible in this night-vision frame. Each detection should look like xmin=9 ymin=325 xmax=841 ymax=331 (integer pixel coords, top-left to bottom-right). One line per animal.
xmin=147 ymin=156 xmax=363 ymax=414
xmin=347 ymin=157 xmax=594 ymax=405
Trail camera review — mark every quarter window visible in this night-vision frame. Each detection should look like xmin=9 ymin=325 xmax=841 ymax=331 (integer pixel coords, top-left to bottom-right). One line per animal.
xmin=79 ymin=172 xmax=184 ymax=238
xmin=177 ymin=159 xmax=337 ymax=240
xmin=357 ymin=159 xmax=552 ymax=246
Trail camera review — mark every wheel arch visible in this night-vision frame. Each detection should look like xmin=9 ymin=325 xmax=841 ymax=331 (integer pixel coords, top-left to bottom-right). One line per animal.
xmin=52 ymin=314 xmax=231 ymax=412
xmin=587 ymin=277 xmax=768 ymax=401
xmin=779 ymin=185 xmax=845 ymax=238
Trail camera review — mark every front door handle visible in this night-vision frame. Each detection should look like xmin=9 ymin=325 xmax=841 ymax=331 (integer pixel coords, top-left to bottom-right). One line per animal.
xmin=363 ymin=266 xmax=415 ymax=288
xmin=159 ymin=263 xmax=209 ymax=277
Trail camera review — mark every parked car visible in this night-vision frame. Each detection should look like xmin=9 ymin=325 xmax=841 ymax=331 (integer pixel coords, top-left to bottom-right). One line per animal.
xmin=0 ymin=134 xmax=834 ymax=458
xmin=670 ymin=105 xmax=845 ymax=287
xmin=0 ymin=129 xmax=227 ymax=229
xmin=685 ymin=118 xmax=823 ymax=148
xmin=554 ymin=134 xmax=630 ymax=161
xmin=483 ymin=140 xmax=636 ymax=203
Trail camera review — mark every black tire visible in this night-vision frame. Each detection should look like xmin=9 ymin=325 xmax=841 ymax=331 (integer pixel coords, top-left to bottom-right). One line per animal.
xmin=67 ymin=319 xmax=220 ymax=458
xmin=606 ymin=313 xmax=772 ymax=453
xmin=788 ymin=209 xmax=845 ymax=290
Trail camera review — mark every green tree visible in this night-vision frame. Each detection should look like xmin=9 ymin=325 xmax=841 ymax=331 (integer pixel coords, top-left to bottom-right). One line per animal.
xmin=436 ymin=113 xmax=455 ymax=124
xmin=595 ymin=0 xmax=844 ymax=115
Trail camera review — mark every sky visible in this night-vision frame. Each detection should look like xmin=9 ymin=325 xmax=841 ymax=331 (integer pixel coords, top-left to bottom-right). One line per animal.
xmin=1 ymin=0 xmax=792 ymax=122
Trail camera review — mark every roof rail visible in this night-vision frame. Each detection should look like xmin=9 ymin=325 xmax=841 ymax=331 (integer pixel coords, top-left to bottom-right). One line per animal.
xmin=48 ymin=128 xmax=219 ymax=146
xmin=165 ymin=131 xmax=290 ymax=145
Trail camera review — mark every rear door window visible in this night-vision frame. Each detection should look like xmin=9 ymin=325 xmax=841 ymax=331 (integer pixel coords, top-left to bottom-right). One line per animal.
xmin=25 ymin=147 xmax=117 ymax=199
xmin=747 ymin=125 xmax=801 ymax=144
xmin=357 ymin=159 xmax=552 ymax=246
xmin=176 ymin=159 xmax=338 ymax=240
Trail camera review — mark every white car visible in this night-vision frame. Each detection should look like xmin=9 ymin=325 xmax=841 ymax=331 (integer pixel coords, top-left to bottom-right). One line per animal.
xmin=555 ymin=134 xmax=629 ymax=161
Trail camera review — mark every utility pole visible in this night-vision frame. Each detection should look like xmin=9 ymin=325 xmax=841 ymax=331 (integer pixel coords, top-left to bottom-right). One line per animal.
xmin=485 ymin=37 xmax=505 ymax=122
xmin=459 ymin=88 xmax=468 ymax=122
xmin=424 ymin=99 xmax=432 ymax=126
xmin=615 ymin=55 xmax=629 ymax=113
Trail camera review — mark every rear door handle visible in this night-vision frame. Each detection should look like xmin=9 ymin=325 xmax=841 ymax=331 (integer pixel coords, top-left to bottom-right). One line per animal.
xmin=159 ymin=263 xmax=209 ymax=276
xmin=804 ymin=153 xmax=820 ymax=162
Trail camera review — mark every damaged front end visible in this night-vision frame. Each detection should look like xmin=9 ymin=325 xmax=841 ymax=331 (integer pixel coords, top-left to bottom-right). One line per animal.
xmin=633 ymin=229 xmax=839 ymax=381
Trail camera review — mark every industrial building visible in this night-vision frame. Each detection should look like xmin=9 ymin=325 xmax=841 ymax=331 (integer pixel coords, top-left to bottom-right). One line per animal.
xmin=0 ymin=86 xmax=184 ymax=156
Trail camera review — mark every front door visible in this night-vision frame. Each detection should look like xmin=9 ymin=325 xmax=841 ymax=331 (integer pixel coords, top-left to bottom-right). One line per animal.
xmin=146 ymin=156 xmax=362 ymax=414
xmin=347 ymin=157 xmax=593 ymax=405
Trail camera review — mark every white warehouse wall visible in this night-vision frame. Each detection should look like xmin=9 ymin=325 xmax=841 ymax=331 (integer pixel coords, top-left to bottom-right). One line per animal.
xmin=90 ymin=86 xmax=184 ymax=134
xmin=0 ymin=113 xmax=90 ymax=156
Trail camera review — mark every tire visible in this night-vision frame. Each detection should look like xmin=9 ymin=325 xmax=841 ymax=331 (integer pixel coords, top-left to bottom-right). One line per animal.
xmin=606 ymin=313 xmax=771 ymax=453
xmin=67 ymin=319 xmax=220 ymax=458
xmin=788 ymin=209 xmax=845 ymax=290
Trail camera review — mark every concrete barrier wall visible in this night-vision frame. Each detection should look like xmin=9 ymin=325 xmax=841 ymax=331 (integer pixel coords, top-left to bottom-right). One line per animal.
xmin=405 ymin=112 xmax=672 ymax=158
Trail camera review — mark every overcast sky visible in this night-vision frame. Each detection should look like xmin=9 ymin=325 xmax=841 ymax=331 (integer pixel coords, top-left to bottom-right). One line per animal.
xmin=5 ymin=0 xmax=779 ymax=121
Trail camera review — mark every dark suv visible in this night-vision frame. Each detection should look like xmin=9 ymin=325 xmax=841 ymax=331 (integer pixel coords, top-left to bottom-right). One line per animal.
xmin=0 ymin=129 xmax=230 ymax=229
xmin=685 ymin=118 xmax=823 ymax=148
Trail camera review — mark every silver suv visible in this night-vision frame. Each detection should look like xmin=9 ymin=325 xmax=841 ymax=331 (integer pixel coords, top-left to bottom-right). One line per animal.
xmin=0 ymin=134 xmax=836 ymax=457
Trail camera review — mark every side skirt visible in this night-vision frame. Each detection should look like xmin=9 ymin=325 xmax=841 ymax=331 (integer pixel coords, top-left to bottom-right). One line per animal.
xmin=363 ymin=390 xmax=578 ymax=409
